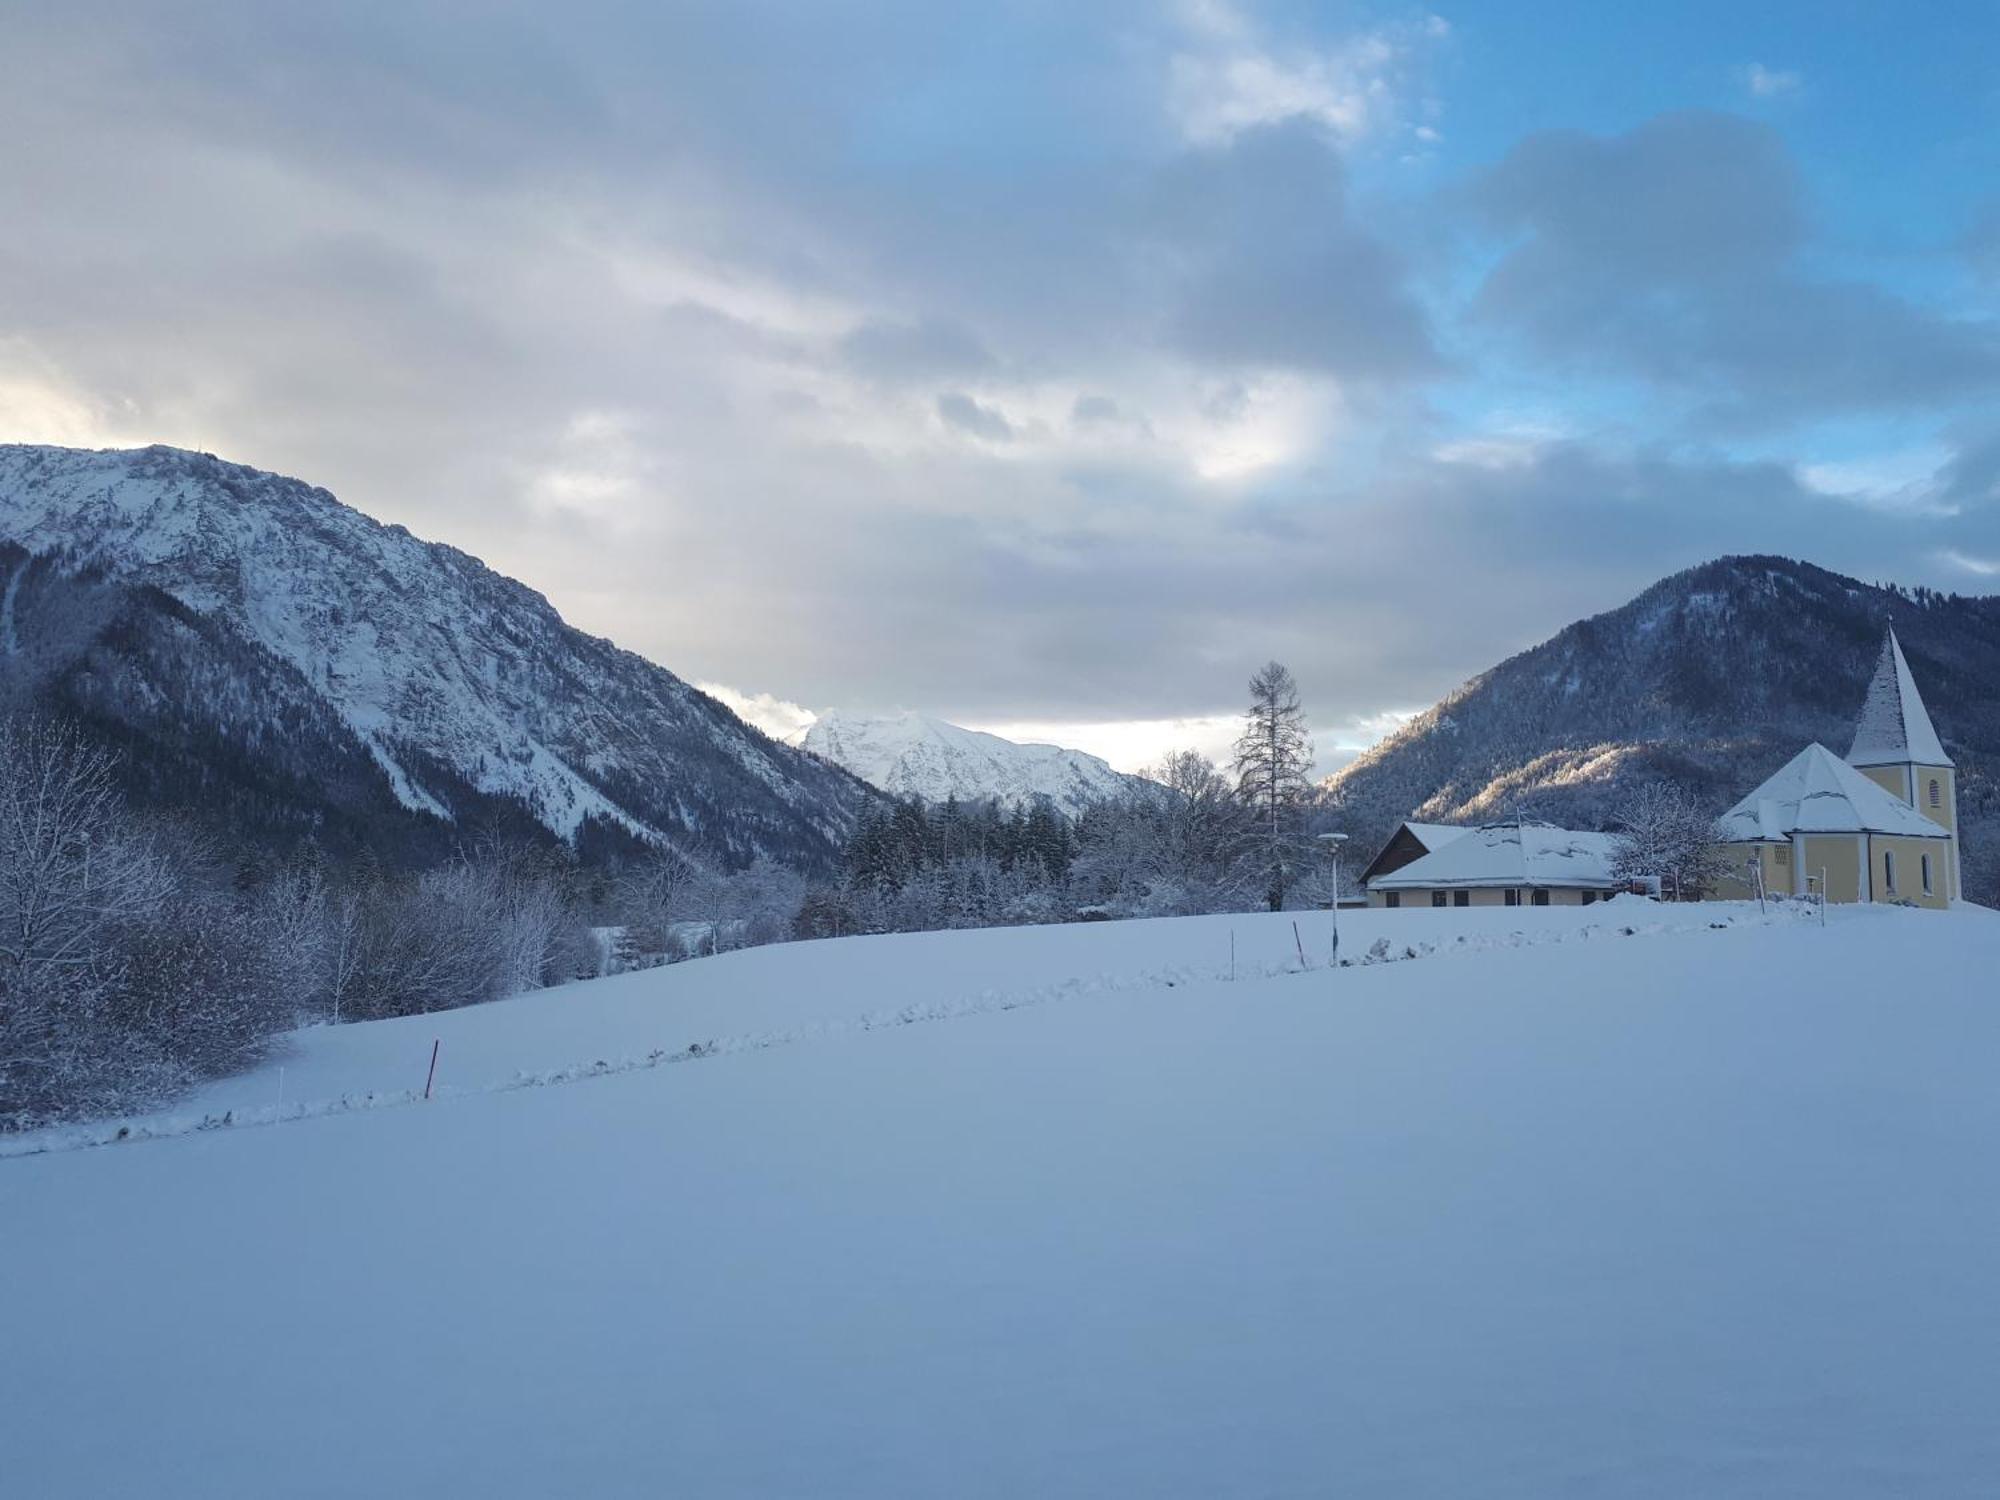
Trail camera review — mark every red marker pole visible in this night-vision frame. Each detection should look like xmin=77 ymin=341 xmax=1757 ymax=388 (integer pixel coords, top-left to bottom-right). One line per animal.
xmin=424 ymin=1038 xmax=441 ymax=1100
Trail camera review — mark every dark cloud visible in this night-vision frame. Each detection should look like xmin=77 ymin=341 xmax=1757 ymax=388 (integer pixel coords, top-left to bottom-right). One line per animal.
xmin=936 ymin=392 xmax=1015 ymax=442
xmin=1470 ymin=111 xmax=2000 ymax=424
xmin=1155 ymin=122 xmax=1439 ymax=379
xmin=652 ymin=418 xmax=2000 ymax=730
xmin=840 ymin=316 xmax=995 ymax=381
xmin=1070 ymin=394 xmax=1126 ymax=427
xmin=1936 ymin=428 xmax=2000 ymax=512
xmin=0 ymin=7 xmax=1993 ymax=758
xmin=1965 ymin=201 xmax=2000 ymax=285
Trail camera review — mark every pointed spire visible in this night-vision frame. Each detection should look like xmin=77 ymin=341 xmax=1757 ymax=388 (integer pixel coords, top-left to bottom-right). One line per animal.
xmin=1848 ymin=627 xmax=1951 ymax=768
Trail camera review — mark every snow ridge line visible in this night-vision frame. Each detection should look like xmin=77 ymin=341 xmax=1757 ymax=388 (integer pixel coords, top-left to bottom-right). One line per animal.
xmin=1 ymin=907 xmax=1816 ymax=1160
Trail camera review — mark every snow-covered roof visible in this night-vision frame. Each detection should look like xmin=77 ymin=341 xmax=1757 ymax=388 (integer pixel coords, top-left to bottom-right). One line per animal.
xmin=1403 ymin=822 xmax=1474 ymax=854
xmin=1848 ymin=628 xmax=1951 ymax=769
xmin=1719 ymin=743 xmax=1948 ymax=841
xmin=1369 ymin=822 xmax=1620 ymax=890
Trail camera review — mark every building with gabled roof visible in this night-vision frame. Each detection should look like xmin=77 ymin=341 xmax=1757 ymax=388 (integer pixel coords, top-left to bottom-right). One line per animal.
xmin=1713 ymin=627 xmax=1959 ymax=907
xmin=1366 ymin=821 xmax=1620 ymax=909
xmin=1356 ymin=820 xmax=1474 ymax=888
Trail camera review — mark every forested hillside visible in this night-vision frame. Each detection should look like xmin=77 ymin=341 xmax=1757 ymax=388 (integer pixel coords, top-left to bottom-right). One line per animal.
xmin=1325 ymin=556 xmax=2000 ymax=904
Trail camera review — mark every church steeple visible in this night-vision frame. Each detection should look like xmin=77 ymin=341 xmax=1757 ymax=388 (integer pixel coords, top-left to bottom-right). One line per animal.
xmin=1846 ymin=624 xmax=1959 ymax=902
xmin=1847 ymin=626 xmax=1951 ymax=770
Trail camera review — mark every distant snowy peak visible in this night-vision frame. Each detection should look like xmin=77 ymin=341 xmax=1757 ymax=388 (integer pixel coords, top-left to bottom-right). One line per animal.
xmin=800 ymin=710 xmax=1141 ymax=814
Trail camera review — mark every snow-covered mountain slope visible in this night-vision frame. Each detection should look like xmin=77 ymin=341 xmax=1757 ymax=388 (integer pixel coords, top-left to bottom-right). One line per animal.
xmin=9 ymin=901 xmax=1998 ymax=1497
xmin=1325 ymin=555 xmax=2000 ymax=905
xmin=0 ymin=444 xmax=878 ymax=867
xmin=799 ymin=708 xmax=1143 ymax=813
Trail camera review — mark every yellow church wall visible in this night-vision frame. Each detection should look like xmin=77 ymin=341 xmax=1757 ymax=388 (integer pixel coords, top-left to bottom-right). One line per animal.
xmin=1799 ymin=836 xmax=1863 ymax=903
xmin=1857 ymin=764 xmax=1906 ymax=802
xmin=1855 ymin=762 xmax=1957 ymax=838
xmin=1864 ymin=834 xmax=1953 ymax=909
xmin=1921 ymin=767 xmax=1957 ymax=839
xmin=1712 ymin=842 xmax=1791 ymax=900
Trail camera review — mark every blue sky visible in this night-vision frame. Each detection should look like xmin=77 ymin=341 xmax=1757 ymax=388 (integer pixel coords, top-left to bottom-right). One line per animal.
xmin=1 ymin=1 xmax=1996 ymax=770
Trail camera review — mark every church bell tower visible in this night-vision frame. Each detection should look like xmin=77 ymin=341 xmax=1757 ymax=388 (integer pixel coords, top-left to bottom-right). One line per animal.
xmin=1847 ymin=626 xmax=1958 ymax=901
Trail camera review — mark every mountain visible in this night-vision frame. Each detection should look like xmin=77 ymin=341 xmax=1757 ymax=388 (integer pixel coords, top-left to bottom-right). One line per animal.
xmin=798 ymin=709 xmax=1143 ymax=814
xmin=0 ymin=444 xmax=879 ymax=870
xmin=1324 ymin=555 xmax=2000 ymax=904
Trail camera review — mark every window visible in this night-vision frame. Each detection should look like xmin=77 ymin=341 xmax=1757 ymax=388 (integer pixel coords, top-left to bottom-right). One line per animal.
xmin=1385 ymin=891 xmax=1400 ymax=908
xmin=1581 ymin=891 xmax=1596 ymax=906
xmin=1504 ymin=890 xmax=1519 ymax=907
xmin=1922 ymin=854 xmax=1933 ymax=895
xmin=1930 ymin=778 xmax=1942 ymax=809
xmin=1531 ymin=889 xmax=1550 ymax=907
xmin=1775 ymin=845 xmax=1790 ymax=866
xmin=1882 ymin=850 xmax=1896 ymax=894
xmin=1453 ymin=890 xmax=1469 ymax=908
xmin=1432 ymin=891 xmax=1447 ymax=908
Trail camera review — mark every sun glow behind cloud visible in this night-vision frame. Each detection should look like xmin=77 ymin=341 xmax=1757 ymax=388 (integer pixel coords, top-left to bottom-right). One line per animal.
xmin=3 ymin=1 xmax=1997 ymax=762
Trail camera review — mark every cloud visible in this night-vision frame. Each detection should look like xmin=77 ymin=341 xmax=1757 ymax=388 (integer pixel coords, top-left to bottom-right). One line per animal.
xmin=1070 ymin=394 xmax=1126 ymax=427
xmin=0 ymin=7 xmax=1993 ymax=776
xmin=696 ymin=682 xmax=819 ymax=742
xmin=1166 ymin=2 xmax=1446 ymax=149
xmin=1153 ymin=121 xmax=1439 ymax=379
xmin=1965 ymin=201 xmax=2000 ymax=285
xmin=839 ymin=316 xmax=995 ymax=382
xmin=1469 ymin=111 xmax=2000 ymax=425
xmin=936 ymin=391 xmax=1016 ymax=442
xmin=1742 ymin=64 xmax=1802 ymax=98
xmin=1936 ymin=549 xmax=2000 ymax=578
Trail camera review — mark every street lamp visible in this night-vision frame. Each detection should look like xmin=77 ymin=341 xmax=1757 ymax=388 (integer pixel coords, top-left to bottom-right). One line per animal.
xmin=1317 ymin=833 xmax=1349 ymax=968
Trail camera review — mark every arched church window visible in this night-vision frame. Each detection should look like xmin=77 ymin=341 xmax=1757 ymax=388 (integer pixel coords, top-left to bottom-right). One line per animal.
xmin=1883 ymin=850 xmax=1895 ymax=893
xmin=1922 ymin=854 xmax=1933 ymax=896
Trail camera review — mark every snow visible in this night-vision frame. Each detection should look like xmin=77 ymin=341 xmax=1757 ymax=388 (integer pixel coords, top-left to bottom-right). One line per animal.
xmin=800 ymin=708 xmax=1139 ymax=813
xmin=1849 ymin=627 xmax=1951 ymax=769
xmin=1370 ymin=819 xmax=1618 ymax=890
xmin=1719 ymin=742 xmax=1947 ymax=840
xmin=7 ymin=900 xmax=1997 ymax=1497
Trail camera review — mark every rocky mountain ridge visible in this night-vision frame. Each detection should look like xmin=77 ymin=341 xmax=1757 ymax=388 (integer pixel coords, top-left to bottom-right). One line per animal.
xmin=0 ymin=444 xmax=879 ymax=869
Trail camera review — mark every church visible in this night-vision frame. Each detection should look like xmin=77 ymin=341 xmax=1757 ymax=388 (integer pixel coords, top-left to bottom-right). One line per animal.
xmin=1713 ymin=628 xmax=1960 ymax=908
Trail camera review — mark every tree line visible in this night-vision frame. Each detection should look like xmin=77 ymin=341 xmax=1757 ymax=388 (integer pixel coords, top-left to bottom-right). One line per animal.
xmin=0 ymin=717 xmax=610 ymax=1128
xmin=1 ymin=661 xmax=1340 ymax=1127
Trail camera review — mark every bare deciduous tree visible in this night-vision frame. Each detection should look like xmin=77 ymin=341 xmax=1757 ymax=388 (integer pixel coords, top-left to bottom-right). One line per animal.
xmin=1233 ymin=662 xmax=1315 ymax=911
xmin=1609 ymin=783 xmax=1730 ymax=900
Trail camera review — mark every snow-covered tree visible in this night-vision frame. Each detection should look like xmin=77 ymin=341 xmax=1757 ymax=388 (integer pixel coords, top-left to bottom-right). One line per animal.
xmin=1608 ymin=782 xmax=1730 ymax=900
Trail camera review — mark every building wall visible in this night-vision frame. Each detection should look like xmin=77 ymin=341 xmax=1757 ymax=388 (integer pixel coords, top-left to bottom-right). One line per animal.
xmin=1863 ymin=833 xmax=1953 ymax=909
xmin=1367 ymin=886 xmax=1610 ymax=909
xmin=1856 ymin=763 xmax=1957 ymax=833
xmin=1856 ymin=763 xmax=1907 ymax=803
xmin=1712 ymin=841 xmax=1790 ymax=900
xmin=1798 ymin=835 xmax=1864 ymax=904
xmin=1720 ymin=833 xmax=1951 ymax=908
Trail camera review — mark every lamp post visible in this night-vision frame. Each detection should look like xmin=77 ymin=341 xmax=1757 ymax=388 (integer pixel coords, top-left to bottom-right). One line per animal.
xmin=1317 ymin=833 xmax=1349 ymax=968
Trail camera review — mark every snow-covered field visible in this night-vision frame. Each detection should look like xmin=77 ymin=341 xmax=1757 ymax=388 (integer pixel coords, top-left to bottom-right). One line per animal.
xmin=4 ymin=899 xmax=1997 ymax=1497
